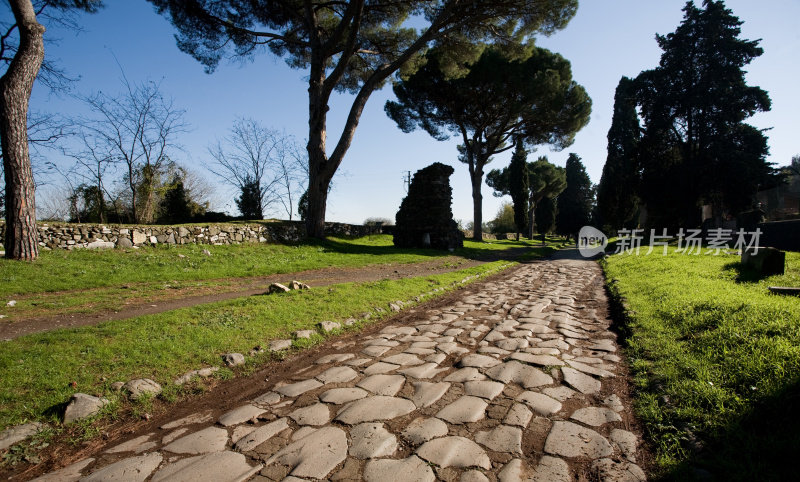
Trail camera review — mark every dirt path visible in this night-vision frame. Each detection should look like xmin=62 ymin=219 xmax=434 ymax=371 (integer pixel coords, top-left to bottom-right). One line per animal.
xmin=15 ymin=254 xmax=649 ymax=481
xmin=0 ymin=250 xmax=527 ymax=340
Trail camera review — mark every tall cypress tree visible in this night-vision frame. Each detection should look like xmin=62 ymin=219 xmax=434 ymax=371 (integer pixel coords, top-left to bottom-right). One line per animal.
xmin=556 ymin=154 xmax=593 ymax=239
xmin=508 ymin=141 xmax=530 ymax=240
xmin=597 ymin=76 xmax=641 ymax=231
xmin=635 ymin=0 xmax=772 ymax=228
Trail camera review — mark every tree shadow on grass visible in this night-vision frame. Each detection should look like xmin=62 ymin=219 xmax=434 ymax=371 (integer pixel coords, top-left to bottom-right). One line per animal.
xmin=722 ymin=262 xmax=771 ymax=283
xmin=662 ymin=377 xmax=800 ymax=481
xmin=314 ymin=237 xmax=551 ymax=262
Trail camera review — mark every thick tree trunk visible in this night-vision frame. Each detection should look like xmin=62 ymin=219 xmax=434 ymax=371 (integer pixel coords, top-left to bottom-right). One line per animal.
xmin=471 ymin=174 xmax=483 ymax=242
xmin=527 ymin=201 xmax=536 ymax=240
xmin=0 ymin=0 xmax=44 ymax=260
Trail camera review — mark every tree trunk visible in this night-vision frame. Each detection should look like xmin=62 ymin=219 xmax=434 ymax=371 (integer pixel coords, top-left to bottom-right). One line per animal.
xmin=527 ymin=201 xmax=536 ymax=240
xmin=0 ymin=0 xmax=44 ymax=260
xmin=305 ymin=63 xmax=329 ymax=239
xmin=471 ymin=175 xmax=483 ymax=242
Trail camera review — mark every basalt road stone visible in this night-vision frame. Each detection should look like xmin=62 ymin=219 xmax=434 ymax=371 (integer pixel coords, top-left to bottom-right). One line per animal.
xmin=0 ymin=422 xmax=43 ymax=451
xmin=335 ymin=396 xmax=416 ymax=424
xmin=315 ymin=365 xmax=359 ymax=384
xmin=436 ymin=396 xmax=488 ymax=424
xmin=29 ymin=457 xmax=94 ymax=482
xmin=504 ymin=403 xmax=534 ymax=428
xmin=163 ymin=426 xmax=229 ymax=454
xmin=363 ymin=456 xmax=435 ymax=482
xmin=289 ymin=402 xmax=331 ymax=426
xmin=234 ymin=418 xmax=289 ymax=452
xmin=218 ymin=404 xmax=266 ymax=426
xmin=591 ymin=458 xmax=647 ymax=481
xmin=357 ymin=374 xmax=406 ymax=396
xmin=497 ymin=459 xmax=527 ymax=482
xmin=462 ymin=470 xmax=490 ymax=482
xmin=401 ymin=417 xmax=449 ymax=445
xmin=475 ymin=424 xmax=523 ymax=454
xmin=410 ymin=381 xmax=451 ymax=408
xmin=265 ymin=426 xmax=347 ymax=479
xmin=485 ymin=361 xmax=553 ymax=388
xmin=570 ymin=406 xmax=623 ymax=426
xmin=151 ymin=451 xmax=262 ymax=482
xmin=398 ymin=362 xmax=448 ymax=379
xmin=416 ymin=436 xmax=491 ymax=469
xmin=561 ymin=367 xmax=602 ymax=395
xmin=316 ymin=353 xmax=356 ymax=364
xmin=81 ymin=453 xmax=162 ymax=482
xmin=349 ymin=422 xmax=398 ymax=459
xmin=610 ymin=429 xmax=639 ymax=462
xmin=319 ymin=387 xmax=369 ymax=404
xmin=510 ymin=353 xmax=565 ymax=367
xmin=464 ymin=380 xmax=506 ymax=400
xmin=530 ymin=455 xmax=571 ymax=482
xmin=544 ymin=421 xmax=613 ymax=459
xmin=517 ymin=391 xmax=563 ymax=416
xmin=382 ymin=353 xmax=424 ymax=366
xmin=275 ymin=378 xmax=323 ymax=397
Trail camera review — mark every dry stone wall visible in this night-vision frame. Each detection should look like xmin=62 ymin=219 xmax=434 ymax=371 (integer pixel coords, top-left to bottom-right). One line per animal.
xmin=0 ymin=221 xmax=380 ymax=250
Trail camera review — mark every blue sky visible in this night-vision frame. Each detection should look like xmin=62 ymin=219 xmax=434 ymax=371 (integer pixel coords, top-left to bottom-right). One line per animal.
xmin=17 ymin=0 xmax=800 ymax=224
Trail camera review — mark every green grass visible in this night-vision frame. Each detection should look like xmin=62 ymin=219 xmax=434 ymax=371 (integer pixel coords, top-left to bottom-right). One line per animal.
xmin=602 ymin=249 xmax=800 ymax=480
xmin=0 ymin=261 xmax=513 ymax=432
xmin=0 ymin=235 xmax=560 ymax=322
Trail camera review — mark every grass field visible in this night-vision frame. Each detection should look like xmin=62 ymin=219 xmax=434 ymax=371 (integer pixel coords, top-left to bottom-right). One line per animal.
xmin=0 ymin=234 xmax=566 ymax=435
xmin=603 ymin=249 xmax=800 ymax=480
xmin=0 ymin=235 xmax=564 ymax=321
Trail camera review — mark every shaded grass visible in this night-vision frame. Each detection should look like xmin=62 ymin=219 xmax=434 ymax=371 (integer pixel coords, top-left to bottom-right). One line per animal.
xmin=602 ymin=249 xmax=800 ymax=480
xmin=0 ymin=261 xmax=512 ymax=431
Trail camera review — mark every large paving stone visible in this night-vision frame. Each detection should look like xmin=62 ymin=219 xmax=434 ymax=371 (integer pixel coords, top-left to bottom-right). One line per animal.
xmin=497 ymin=458 xmax=526 ymax=482
xmin=485 ymin=361 xmax=553 ymax=388
xmin=0 ymin=422 xmax=43 ymax=451
xmin=30 ymin=457 xmax=94 ymax=481
xmin=105 ymin=434 xmax=157 ymax=454
xmin=610 ymin=429 xmax=639 ymax=461
xmin=81 ymin=453 xmax=162 ymax=482
xmin=475 ymin=425 xmax=523 ymax=454
xmin=462 ymin=470 xmax=490 ymax=482
xmin=363 ymin=456 xmax=435 ymax=482
xmin=530 ymin=455 xmax=571 ymax=482
xmin=561 ymin=367 xmax=602 ymax=394
xmin=567 ymin=360 xmax=615 ymax=378
xmin=335 ymin=396 xmax=416 ymax=424
xmin=504 ymin=402 xmax=533 ymax=428
xmin=464 ymin=380 xmax=505 ymax=400
xmin=234 ymin=418 xmax=290 ymax=452
xmin=316 ymin=365 xmax=359 ymax=384
xmin=275 ymin=379 xmax=323 ymax=397
xmin=163 ymin=426 xmax=229 ymax=454
xmin=542 ymin=386 xmax=577 ymax=402
xmin=570 ymin=406 xmax=622 ymax=426
xmin=517 ymin=391 xmax=562 ymax=416
xmin=590 ymin=458 xmax=646 ymax=481
xmin=362 ymin=345 xmax=392 ymax=357
xmin=357 ymin=374 xmax=406 ymax=396
xmin=349 ymin=422 xmax=398 ymax=459
xmin=398 ymin=363 xmax=448 ymax=379
xmin=319 ymin=387 xmax=369 ymax=404
xmin=416 ymin=436 xmax=491 ymax=469
xmin=410 ymin=381 xmax=451 ymax=408
xmin=265 ymin=426 xmax=347 ymax=479
xmin=160 ymin=410 xmax=214 ymax=429
xmin=363 ymin=362 xmax=400 ymax=375
xmin=151 ymin=451 xmax=262 ymax=482
xmin=544 ymin=421 xmax=613 ymax=459
xmin=443 ymin=367 xmax=487 ymax=382
xmin=218 ymin=404 xmax=266 ymax=426
xmin=289 ymin=402 xmax=331 ymax=426
xmin=510 ymin=353 xmax=564 ymax=367
xmin=401 ymin=417 xmax=449 ymax=445
xmin=436 ymin=396 xmax=487 ymax=424
xmin=382 ymin=353 xmax=424 ymax=366
xmin=458 ymin=354 xmax=502 ymax=369
xmin=315 ymin=353 xmax=355 ymax=364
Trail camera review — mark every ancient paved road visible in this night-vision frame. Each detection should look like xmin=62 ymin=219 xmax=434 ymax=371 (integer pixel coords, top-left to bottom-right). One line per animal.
xmin=34 ymin=250 xmax=646 ymax=481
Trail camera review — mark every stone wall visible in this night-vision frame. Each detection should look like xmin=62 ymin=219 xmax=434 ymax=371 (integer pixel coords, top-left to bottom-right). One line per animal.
xmin=0 ymin=221 xmax=382 ymax=250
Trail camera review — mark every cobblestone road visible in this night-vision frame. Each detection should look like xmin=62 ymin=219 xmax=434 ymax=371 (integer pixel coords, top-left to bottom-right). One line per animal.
xmin=35 ymin=251 xmax=646 ymax=481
